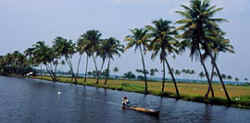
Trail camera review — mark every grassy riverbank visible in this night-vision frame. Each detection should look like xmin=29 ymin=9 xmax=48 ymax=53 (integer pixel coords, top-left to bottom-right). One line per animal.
xmin=32 ymin=76 xmax=250 ymax=109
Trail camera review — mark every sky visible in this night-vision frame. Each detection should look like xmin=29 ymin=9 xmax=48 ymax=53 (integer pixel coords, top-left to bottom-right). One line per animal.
xmin=1 ymin=0 xmax=250 ymax=80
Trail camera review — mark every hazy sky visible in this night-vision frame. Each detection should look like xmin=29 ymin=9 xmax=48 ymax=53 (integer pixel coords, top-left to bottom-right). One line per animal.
xmin=1 ymin=0 xmax=250 ymax=80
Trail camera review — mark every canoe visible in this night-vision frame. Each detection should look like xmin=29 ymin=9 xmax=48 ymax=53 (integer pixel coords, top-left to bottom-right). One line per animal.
xmin=123 ymin=106 xmax=160 ymax=116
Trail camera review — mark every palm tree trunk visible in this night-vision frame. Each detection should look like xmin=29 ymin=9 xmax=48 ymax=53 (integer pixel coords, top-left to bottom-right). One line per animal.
xmin=54 ymin=64 xmax=58 ymax=80
xmin=139 ymin=45 xmax=148 ymax=94
xmin=76 ymin=54 xmax=82 ymax=78
xmin=161 ymin=59 xmax=166 ymax=94
xmin=100 ymin=58 xmax=106 ymax=79
xmin=104 ymin=57 xmax=111 ymax=85
xmin=210 ymin=54 xmax=231 ymax=102
xmin=92 ymin=55 xmax=99 ymax=84
xmin=84 ymin=55 xmax=89 ymax=82
xmin=101 ymin=59 xmax=106 ymax=72
xmin=205 ymin=65 xmax=215 ymax=97
xmin=45 ymin=64 xmax=56 ymax=81
xmin=165 ymin=58 xmax=180 ymax=97
xmin=198 ymin=48 xmax=215 ymax=98
xmin=40 ymin=65 xmax=43 ymax=79
xmin=66 ymin=58 xmax=77 ymax=84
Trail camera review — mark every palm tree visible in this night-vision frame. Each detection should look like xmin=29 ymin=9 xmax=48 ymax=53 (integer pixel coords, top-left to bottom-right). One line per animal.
xmin=123 ymin=71 xmax=136 ymax=79
xmin=205 ymin=27 xmax=234 ymax=99
xmin=176 ymin=0 xmax=230 ymax=100
xmin=175 ymin=69 xmax=181 ymax=78
xmin=150 ymin=68 xmax=158 ymax=77
xmin=78 ymin=31 xmax=94 ymax=83
xmin=125 ymin=28 xmax=150 ymax=94
xmin=76 ymin=43 xmax=84 ymax=79
xmin=221 ymin=74 xmax=227 ymax=80
xmin=227 ymin=75 xmax=232 ymax=81
xmin=100 ymin=37 xmax=124 ymax=85
xmin=147 ymin=19 xmax=180 ymax=97
xmin=52 ymin=37 xmax=77 ymax=83
xmin=113 ymin=67 xmax=119 ymax=73
xmin=32 ymin=41 xmax=58 ymax=81
xmin=24 ymin=48 xmax=35 ymax=65
xmin=199 ymin=71 xmax=205 ymax=80
xmin=82 ymin=30 xmax=102 ymax=84
xmin=113 ymin=67 xmax=119 ymax=79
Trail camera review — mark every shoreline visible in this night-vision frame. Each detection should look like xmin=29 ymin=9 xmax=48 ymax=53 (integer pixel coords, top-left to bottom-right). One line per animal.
xmin=28 ymin=75 xmax=250 ymax=109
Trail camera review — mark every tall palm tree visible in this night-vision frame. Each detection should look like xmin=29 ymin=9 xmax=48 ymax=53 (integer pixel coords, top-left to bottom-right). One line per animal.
xmin=52 ymin=37 xmax=77 ymax=83
xmin=147 ymin=19 xmax=180 ymax=97
xmin=82 ymin=30 xmax=102 ymax=84
xmin=100 ymin=37 xmax=124 ymax=84
xmin=78 ymin=32 xmax=94 ymax=82
xmin=206 ymin=30 xmax=234 ymax=97
xmin=125 ymin=28 xmax=150 ymax=94
xmin=176 ymin=0 xmax=228 ymax=99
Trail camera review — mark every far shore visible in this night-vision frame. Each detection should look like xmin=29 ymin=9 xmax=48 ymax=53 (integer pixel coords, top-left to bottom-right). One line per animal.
xmin=26 ymin=75 xmax=250 ymax=109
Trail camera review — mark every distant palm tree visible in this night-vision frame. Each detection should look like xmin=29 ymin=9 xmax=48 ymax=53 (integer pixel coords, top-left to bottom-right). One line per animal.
xmin=113 ymin=67 xmax=119 ymax=79
xmin=125 ymin=71 xmax=136 ymax=79
xmin=199 ymin=72 xmax=205 ymax=80
xmin=150 ymin=68 xmax=158 ymax=77
xmin=125 ymin=28 xmax=150 ymax=94
xmin=221 ymin=74 xmax=227 ymax=80
xmin=227 ymin=75 xmax=232 ymax=81
xmin=113 ymin=67 xmax=119 ymax=73
xmin=24 ymin=48 xmax=36 ymax=66
xmin=175 ymin=69 xmax=181 ymax=78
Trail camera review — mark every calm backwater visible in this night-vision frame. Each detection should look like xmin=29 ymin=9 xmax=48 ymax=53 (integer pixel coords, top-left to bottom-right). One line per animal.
xmin=0 ymin=76 xmax=249 ymax=123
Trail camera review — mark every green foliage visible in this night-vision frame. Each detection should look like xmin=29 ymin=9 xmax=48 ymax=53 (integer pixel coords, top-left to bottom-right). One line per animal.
xmin=123 ymin=71 xmax=136 ymax=79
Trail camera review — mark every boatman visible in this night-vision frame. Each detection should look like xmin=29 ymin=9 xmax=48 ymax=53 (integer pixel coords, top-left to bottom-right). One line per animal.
xmin=122 ymin=96 xmax=129 ymax=108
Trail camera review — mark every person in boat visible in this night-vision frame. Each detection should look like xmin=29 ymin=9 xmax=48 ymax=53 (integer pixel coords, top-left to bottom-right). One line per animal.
xmin=122 ymin=96 xmax=129 ymax=108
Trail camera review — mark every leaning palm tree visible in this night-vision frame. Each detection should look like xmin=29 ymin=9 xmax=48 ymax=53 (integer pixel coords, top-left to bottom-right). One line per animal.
xmin=52 ymin=37 xmax=77 ymax=83
xmin=205 ymin=29 xmax=234 ymax=97
xmin=146 ymin=19 xmax=180 ymax=97
xmin=125 ymin=28 xmax=150 ymax=94
xmin=78 ymin=32 xmax=94 ymax=82
xmin=82 ymin=30 xmax=102 ymax=84
xmin=176 ymin=0 xmax=227 ymax=99
xmin=32 ymin=41 xmax=58 ymax=81
xmin=100 ymin=37 xmax=124 ymax=85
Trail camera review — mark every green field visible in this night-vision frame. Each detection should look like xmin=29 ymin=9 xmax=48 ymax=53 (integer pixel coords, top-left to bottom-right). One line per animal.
xmin=33 ymin=76 xmax=250 ymax=109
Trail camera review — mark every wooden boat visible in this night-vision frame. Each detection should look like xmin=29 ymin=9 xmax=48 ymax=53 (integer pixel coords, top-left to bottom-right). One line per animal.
xmin=123 ymin=106 xmax=160 ymax=116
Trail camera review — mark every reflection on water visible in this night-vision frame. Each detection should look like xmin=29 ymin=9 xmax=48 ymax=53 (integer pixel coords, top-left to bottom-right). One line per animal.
xmin=0 ymin=76 xmax=249 ymax=123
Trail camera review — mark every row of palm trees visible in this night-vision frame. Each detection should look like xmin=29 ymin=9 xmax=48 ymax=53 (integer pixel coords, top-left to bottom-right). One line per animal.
xmin=124 ymin=0 xmax=234 ymax=101
xmin=0 ymin=51 xmax=31 ymax=75
xmin=0 ymin=0 xmax=236 ymax=102
xmin=23 ymin=31 xmax=124 ymax=85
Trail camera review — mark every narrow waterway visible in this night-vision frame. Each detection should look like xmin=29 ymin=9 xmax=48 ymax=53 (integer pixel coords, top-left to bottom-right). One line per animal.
xmin=0 ymin=76 xmax=249 ymax=123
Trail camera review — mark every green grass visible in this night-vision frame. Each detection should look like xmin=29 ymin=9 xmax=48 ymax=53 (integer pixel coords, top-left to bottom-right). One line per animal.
xmin=32 ymin=76 xmax=250 ymax=109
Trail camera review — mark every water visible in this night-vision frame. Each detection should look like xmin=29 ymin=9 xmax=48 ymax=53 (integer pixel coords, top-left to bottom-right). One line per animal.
xmin=0 ymin=76 xmax=249 ymax=123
